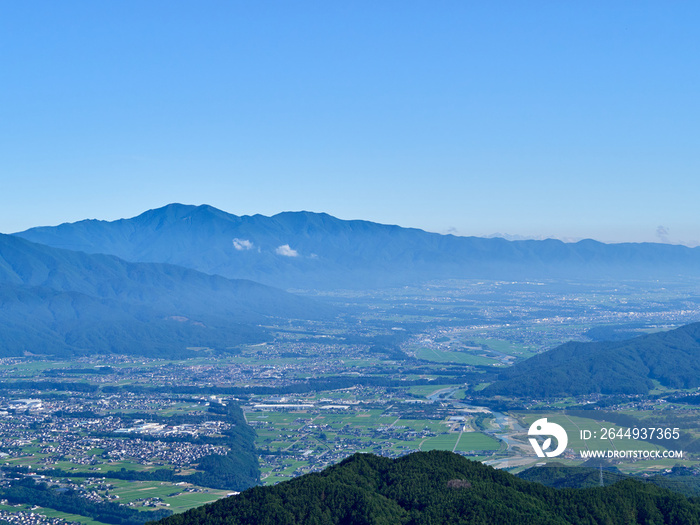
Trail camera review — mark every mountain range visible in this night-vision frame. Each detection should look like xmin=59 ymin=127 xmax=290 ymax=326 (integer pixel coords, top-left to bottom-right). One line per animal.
xmin=0 ymin=234 xmax=328 ymax=358
xmin=16 ymin=203 xmax=700 ymax=289
xmin=7 ymin=204 xmax=700 ymax=360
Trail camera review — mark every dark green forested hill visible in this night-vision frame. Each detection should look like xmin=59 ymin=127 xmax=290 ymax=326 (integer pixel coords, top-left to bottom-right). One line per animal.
xmin=518 ymin=463 xmax=700 ymax=499
xmin=153 ymin=451 xmax=700 ymax=525
xmin=483 ymin=322 xmax=700 ymax=397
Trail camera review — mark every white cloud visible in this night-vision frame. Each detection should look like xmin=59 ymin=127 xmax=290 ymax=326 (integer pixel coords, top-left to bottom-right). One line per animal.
xmin=233 ymin=238 xmax=254 ymax=251
xmin=275 ymin=244 xmax=299 ymax=257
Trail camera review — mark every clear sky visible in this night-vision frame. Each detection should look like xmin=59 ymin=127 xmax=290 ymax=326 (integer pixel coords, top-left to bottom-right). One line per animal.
xmin=1 ymin=2 xmax=699 ymax=245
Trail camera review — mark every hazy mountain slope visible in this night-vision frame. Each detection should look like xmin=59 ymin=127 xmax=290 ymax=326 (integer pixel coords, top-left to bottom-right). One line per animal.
xmin=156 ymin=451 xmax=700 ymax=525
xmin=484 ymin=322 xmax=700 ymax=397
xmin=0 ymin=234 xmax=329 ymax=357
xmin=16 ymin=203 xmax=700 ymax=289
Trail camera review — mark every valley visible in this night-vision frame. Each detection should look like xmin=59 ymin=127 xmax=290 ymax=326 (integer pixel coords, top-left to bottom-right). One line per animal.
xmin=2 ymin=277 xmax=700 ymax=524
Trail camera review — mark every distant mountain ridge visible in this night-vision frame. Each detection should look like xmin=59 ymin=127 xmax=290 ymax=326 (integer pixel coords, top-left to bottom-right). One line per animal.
xmin=0 ymin=234 xmax=328 ymax=358
xmin=484 ymin=322 xmax=700 ymax=397
xmin=16 ymin=203 xmax=700 ymax=289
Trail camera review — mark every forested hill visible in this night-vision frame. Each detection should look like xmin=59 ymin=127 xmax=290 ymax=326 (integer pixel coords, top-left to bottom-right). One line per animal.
xmin=0 ymin=234 xmax=330 ymax=358
xmin=484 ymin=322 xmax=700 ymax=397
xmin=518 ymin=463 xmax=700 ymax=499
xmin=154 ymin=451 xmax=700 ymax=525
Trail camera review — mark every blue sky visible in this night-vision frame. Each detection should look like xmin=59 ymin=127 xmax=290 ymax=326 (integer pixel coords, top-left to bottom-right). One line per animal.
xmin=1 ymin=2 xmax=699 ymax=245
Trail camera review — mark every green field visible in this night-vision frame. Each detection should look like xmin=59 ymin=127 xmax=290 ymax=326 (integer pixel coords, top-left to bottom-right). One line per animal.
xmin=419 ymin=433 xmax=459 ymax=451
xmin=413 ymin=347 xmax=497 ymax=366
xmin=471 ymin=338 xmax=538 ymax=359
xmin=0 ymin=481 xmax=230 ymax=525
xmin=454 ymin=432 xmax=501 ymax=452
xmin=33 ymin=507 xmax=105 ymax=525
xmin=253 ymin=406 xmax=505 ymax=486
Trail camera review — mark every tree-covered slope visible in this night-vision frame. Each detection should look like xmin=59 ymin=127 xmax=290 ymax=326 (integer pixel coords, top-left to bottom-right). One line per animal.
xmin=154 ymin=451 xmax=700 ymax=525
xmin=0 ymin=234 xmax=330 ymax=357
xmin=518 ymin=463 xmax=700 ymax=499
xmin=16 ymin=203 xmax=700 ymax=289
xmin=518 ymin=463 xmax=628 ymax=490
xmin=484 ymin=322 xmax=700 ymax=397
